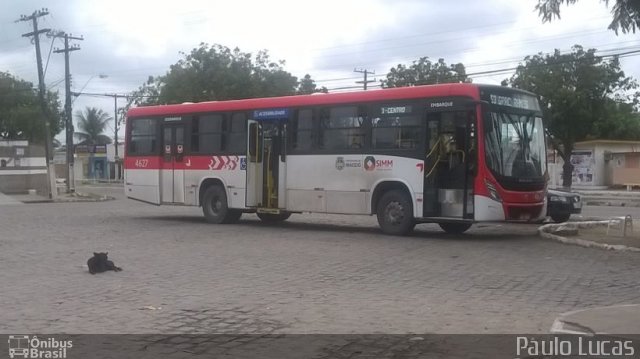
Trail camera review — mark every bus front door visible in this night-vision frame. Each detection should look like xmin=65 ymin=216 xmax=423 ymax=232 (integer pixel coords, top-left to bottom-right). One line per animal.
xmin=246 ymin=119 xmax=286 ymax=209
xmin=161 ymin=124 xmax=185 ymax=204
xmin=423 ymin=107 xmax=475 ymax=219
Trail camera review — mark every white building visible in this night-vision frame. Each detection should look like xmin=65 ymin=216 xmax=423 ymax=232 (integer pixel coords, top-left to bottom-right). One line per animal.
xmin=549 ymin=139 xmax=640 ymax=189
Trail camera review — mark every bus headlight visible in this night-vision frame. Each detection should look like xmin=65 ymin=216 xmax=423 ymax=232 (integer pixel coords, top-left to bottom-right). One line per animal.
xmin=485 ymin=180 xmax=502 ymax=202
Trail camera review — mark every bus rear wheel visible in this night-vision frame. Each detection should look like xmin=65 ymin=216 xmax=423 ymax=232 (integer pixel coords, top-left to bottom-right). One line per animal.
xmin=202 ymin=185 xmax=240 ymax=224
xmin=376 ymin=189 xmax=415 ymax=236
xmin=257 ymin=212 xmax=291 ymax=222
xmin=438 ymin=222 xmax=472 ymax=234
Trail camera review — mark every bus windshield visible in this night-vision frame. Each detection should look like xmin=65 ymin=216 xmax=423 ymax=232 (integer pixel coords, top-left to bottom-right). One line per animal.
xmin=483 ymin=110 xmax=546 ymax=180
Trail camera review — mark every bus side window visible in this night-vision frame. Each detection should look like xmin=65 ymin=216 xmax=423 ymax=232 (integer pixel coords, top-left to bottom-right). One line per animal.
xmin=225 ymin=113 xmax=247 ymax=154
xmin=291 ymin=109 xmax=314 ymax=153
xmin=128 ymin=118 xmax=158 ymax=155
xmin=191 ymin=114 xmax=223 ymax=154
xmin=320 ymin=106 xmax=366 ymax=151
xmin=371 ymin=104 xmax=420 ymax=150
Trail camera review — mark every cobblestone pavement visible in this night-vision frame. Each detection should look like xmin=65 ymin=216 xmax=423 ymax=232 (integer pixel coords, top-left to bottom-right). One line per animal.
xmin=1 ymin=185 xmax=639 ymax=335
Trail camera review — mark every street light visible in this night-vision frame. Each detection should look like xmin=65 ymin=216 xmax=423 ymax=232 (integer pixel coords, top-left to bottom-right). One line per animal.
xmin=72 ymin=73 xmax=107 ymax=104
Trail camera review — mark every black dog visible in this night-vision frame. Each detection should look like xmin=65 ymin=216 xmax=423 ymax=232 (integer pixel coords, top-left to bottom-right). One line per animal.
xmin=87 ymin=252 xmax=122 ymax=274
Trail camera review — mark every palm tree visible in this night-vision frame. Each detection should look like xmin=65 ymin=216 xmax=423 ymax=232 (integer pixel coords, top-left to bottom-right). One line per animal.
xmin=74 ymin=107 xmax=112 ymax=145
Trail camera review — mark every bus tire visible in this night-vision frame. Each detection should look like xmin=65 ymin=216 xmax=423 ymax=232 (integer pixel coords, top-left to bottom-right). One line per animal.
xmin=257 ymin=212 xmax=291 ymax=222
xmin=202 ymin=185 xmax=234 ymax=224
xmin=376 ymin=189 xmax=415 ymax=236
xmin=438 ymin=222 xmax=472 ymax=234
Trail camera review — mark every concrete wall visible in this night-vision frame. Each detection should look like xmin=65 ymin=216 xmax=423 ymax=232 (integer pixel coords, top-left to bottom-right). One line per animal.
xmin=612 ymin=168 xmax=640 ymax=185
xmin=106 ymin=143 xmax=125 ymax=162
xmin=0 ymin=142 xmax=48 ymax=194
xmin=0 ymin=173 xmax=48 ymax=194
xmin=611 ymin=153 xmax=640 ymax=186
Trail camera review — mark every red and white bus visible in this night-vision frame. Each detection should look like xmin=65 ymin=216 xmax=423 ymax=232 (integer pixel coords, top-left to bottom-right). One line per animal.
xmin=124 ymin=83 xmax=547 ymax=235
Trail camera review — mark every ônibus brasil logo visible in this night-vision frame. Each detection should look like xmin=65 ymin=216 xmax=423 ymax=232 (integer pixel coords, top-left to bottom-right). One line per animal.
xmin=8 ymin=335 xmax=72 ymax=359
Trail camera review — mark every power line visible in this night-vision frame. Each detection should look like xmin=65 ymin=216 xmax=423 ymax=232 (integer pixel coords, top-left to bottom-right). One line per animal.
xmin=38 ymin=45 xmax=640 ymax=97
xmin=43 ymin=36 xmax=56 ymax=77
xmin=3 ymin=22 xmax=633 ymax=90
xmin=465 ymin=48 xmax=640 ymax=78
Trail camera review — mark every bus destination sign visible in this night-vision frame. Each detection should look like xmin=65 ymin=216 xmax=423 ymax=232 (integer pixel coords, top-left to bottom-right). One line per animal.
xmin=253 ymin=108 xmax=290 ymax=120
xmin=381 ymin=106 xmax=412 ymax=115
xmin=489 ymin=94 xmax=532 ymax=110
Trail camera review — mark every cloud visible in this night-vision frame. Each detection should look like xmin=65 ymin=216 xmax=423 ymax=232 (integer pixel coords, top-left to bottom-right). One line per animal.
xmin=1 ymin=0 xmax=638 ymax=141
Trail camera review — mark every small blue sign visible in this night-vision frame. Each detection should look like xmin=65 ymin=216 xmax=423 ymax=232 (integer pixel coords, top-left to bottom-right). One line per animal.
xmin=240 ymin=158 xmax=247 ymax=171
xmin=253 ymin=108 xmax=289 ymax=120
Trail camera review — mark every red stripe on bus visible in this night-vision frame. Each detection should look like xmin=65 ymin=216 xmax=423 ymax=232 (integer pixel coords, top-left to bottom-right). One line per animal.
xmin=124 ymin=155 xmax=242 ymax=171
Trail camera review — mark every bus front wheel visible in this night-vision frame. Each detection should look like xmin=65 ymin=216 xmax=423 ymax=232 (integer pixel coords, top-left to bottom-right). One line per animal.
xmin=376 ymin=189 xmax=415 ymax=236
xmin=257 ymin=212 xmax=291 ymax=222
xmin=438 ymin=222 xmax=472 ymax=234
xmin=202 ymin=185 xmax=241 ymax=224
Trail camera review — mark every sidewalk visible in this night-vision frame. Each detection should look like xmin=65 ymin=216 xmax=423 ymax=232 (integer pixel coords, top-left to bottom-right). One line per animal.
xmin=0 ymin=192 xmax=23 ymax=205
xmin=551 ymin=304 xmax=640 ymax=335
xmin=3 ymin=190 xmax=114 ymax=204
xmin=539 ymin=218 xmax=640 ymax=252
xmin=577 ymin=219 xmax=640 ymax=248
xmin=573 ymin=189 xmax=640 ymax=207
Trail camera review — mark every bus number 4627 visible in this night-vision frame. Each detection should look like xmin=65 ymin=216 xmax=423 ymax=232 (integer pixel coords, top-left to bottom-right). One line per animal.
xmin=135 ymin=159 xmax=149 ymax=168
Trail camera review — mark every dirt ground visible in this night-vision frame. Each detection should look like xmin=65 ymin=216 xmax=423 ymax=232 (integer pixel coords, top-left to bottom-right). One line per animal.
xmin=576 ymin=220 xmax=640 ymax=249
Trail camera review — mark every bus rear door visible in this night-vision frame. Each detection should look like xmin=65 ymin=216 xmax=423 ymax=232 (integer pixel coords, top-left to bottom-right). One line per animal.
xmin=246 ymin=109 xmax=288 ymax=210
xmin=161 ymin=121 xmax=186 ymax=204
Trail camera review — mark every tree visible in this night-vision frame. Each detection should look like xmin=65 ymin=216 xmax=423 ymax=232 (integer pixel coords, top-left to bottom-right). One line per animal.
xmin=536 ymin=0 xmax=640 ymax=34
xmin=74 ymin=107 xmax=112 ymax=145
xmin=503 ymin=45 xmax=639 ymax=187
xmin=296 ymin=74 xmax=328 ymax=94
xmin=0 ymin=71 xmax=63 ymax=143
xmin=131 ymin=44 xmax=307 ymax=106
xmin=590 ymin=100 xmax=640 ymax=140
xmin=382 ymin=57 xmax=468 ymax=88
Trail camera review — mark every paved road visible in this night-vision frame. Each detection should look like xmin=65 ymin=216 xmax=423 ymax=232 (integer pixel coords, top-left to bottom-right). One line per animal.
xmin=1 ymin=185 xmax=639 ymax=335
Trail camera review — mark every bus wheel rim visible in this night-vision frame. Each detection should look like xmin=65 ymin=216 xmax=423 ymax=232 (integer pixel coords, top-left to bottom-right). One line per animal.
xmin=386 ymin=202 xmax=404 ymax=225
xmin=211 ymin=196 xmax=222 ymax=214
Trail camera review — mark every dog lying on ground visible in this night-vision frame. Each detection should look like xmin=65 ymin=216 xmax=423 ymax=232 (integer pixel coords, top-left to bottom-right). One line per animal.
xmin=87 ymin=252 xmax=122 ymax=274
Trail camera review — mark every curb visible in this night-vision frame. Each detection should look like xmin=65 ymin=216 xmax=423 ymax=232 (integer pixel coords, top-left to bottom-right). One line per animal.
xmin=550 ymin=304 xmax=640 ymax=335
xmin=22 ymin=194 xmax=116 ymax=204
xmin=54 ymin=196 xmax=116 ymax=203
xmin=538 ymin=221 xmax=640 ymax=252
xmin=584 ymin=200 xmax=640 ymax=207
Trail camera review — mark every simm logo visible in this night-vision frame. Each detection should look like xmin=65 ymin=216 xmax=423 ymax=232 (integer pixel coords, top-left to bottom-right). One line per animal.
xmin=8 ymin=335 xmax=72 ymax=359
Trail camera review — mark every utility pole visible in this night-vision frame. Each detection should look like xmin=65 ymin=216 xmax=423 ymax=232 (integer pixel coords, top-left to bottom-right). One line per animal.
xmin=52 ymin=31 xmax=82 ymax=193
xmin=112 ymin=94 xmax=124 ymax=181
xmin=354 ymin=68 xmax=376 ymax=90
xmin=17 ymin=8 xmax=56 ymax=199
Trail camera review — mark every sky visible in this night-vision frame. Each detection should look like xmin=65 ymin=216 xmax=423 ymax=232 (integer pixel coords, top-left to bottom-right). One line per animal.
xmin=1 ymin=0 xmax=639 ymax=143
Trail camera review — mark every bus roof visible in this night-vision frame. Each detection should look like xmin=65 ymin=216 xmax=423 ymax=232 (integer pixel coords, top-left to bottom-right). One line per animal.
xmin=126 ymin=83 xmax=519 ymax=118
